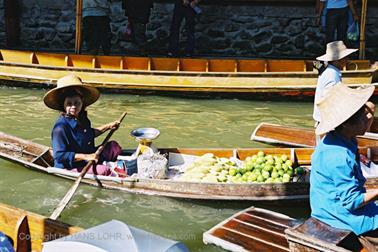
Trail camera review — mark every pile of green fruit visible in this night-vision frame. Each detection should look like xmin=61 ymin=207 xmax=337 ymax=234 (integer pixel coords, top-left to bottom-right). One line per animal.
xmin=178 ymin=151 xmax=304 ymax=183
xmin=178 ymin=153 xmax=238 ymax=183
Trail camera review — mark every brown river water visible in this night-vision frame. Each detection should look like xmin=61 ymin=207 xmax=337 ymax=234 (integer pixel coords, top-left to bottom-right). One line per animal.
xmin=0 ymin=86 xmax=314 ymax=251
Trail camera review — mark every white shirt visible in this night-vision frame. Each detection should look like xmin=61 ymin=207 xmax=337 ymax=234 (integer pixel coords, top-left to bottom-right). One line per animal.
xmin=313 ymin=64 xmax=342 ymax=122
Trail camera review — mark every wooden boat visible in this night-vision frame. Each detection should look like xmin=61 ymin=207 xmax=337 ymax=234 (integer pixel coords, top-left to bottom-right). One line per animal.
xmin=203 ymin=206 xmax=301 ymax=251
xmin=285 ymin=218 xmax=364 ymax=252
xmin=0 ymin=202 xmax=188 ymax=252
xmin=251 ymin=122 xmax=378 ymax=148
xmin=203 ymin=207 xmax=364 ymax=252
xmin=0 ymin=202 xmax=81 ymax=252
xmin=1 ymin=131 xmax=377 ymax=202
xmin=0 ymin=49 xmax=377 ymax=99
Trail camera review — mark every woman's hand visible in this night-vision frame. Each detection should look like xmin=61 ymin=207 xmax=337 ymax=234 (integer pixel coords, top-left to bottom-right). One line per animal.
xmin=107 ymin=120 xmax=120 ymax=131
xmin=75 ymin=146 xmax=103 ymax=163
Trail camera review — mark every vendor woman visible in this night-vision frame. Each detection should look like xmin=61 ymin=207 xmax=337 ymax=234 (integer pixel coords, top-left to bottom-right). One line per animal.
xmin=44 ymin=74 xmax=122 ymax=176
xmin=311 ymin=84 xmax=378 ymax=251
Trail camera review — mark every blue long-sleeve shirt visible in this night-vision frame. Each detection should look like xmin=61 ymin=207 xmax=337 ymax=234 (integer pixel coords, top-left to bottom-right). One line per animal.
xmin=310 ymin=131 xmax=378 ymax=235
xmin=51 ymin=114 xmax=96 ymax=169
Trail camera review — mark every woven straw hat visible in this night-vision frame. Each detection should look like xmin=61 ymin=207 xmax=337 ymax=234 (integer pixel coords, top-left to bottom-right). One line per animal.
xmin=316 ymin=41 xmax=358 ymax=62
xmin=43 ymin=75 xmax=100 ymax=111
xmin=315 ymin=84 xmax=374 ymax=135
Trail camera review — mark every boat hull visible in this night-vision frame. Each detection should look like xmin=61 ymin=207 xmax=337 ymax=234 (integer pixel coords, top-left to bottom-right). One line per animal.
xmin=1 ymin=131 xmax=377 ymax=201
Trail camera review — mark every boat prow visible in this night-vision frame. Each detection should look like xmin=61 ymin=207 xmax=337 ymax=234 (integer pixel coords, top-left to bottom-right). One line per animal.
xmin=251 ymin=122 xmax=378 ymax=148
xmin=203 ymin=206 xmax=301 ymax=251
xmin=203 ymin=206 xmax=365 ymax=252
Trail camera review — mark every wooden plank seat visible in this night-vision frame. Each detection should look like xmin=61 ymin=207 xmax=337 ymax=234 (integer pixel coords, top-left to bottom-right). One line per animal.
xmin=209 ymin=59 xmax=237 ymax=72
xmin=285 ymin=217 xmax=362 ymax=252
xmin=267 ymin=60 xmax=306 ymax=72
xmin=151 ymin=57 xmax=179 ymax=71
xmin=179 ymin=58 xmax=208 ymax=72
xmin=0 ymin=50 xmax=34 ymax=64
xmin=237 ymin=59 xmax=267 ymax=72
xmin=67 ymin=54 xmax=95 ymax=68
xmin=95 ymin=55 xmax=122 ymax=70
xmin=123 ymin=57 xmax=150 ymax=70
xmin=34 ymin=53 xmax=67 ymax=67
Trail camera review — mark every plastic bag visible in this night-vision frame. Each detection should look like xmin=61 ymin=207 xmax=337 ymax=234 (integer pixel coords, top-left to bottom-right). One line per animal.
xmin=347 ymin=21 xmax=359 ymax=42
xmin=137 ymin=152 xmax=168 ymax=179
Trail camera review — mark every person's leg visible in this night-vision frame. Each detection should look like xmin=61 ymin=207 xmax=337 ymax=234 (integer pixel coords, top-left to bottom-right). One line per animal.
xmin=83 ymin=16 xmax=98 ymax=55
xmin=325 ymin=9 xmax=337 ymax=43
xmin=168 ymin=3 xmax=184 ymax=55
xmin=133 ymin=22 xmax=148 ymax=55
xmin=70 ymin=164 xmax=112 ymax=176
xmin=99 ymin=16 xmax=111 ymax=55
xmin=183 ymin=8 xmax=196 ymax=56
xmin=336 ymin=7 xmax=349 ymax=44
xmin=100 ymin=141 xmax=123 ymax=162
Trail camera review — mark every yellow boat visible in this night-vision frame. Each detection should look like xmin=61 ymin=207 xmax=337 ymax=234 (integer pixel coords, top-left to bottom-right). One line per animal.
xmin=0 ymin=49 xmax=377 ymax=99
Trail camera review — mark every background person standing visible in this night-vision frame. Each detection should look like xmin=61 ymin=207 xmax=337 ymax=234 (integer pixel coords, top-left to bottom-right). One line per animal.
xmin=82 ymin=0 xmax=112 ymax=55
xmin=168 ymin=0 xmax=201 ymax=57
xmin=317 ymin=0 xmax=359 ymax=44
xmin=122 ymin=0 xmax=153 ymax=55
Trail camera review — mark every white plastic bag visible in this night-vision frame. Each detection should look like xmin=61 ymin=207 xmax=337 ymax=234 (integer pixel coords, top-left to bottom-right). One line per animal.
xmin=137 ymin=152 xmax=168 ymax=179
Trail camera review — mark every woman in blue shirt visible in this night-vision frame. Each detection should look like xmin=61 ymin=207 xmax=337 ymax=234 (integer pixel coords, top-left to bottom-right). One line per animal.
xmin=43 ymin=75 xmax=123 ymax=176
xmin=311 ymin=84 xmax=378 ymax=250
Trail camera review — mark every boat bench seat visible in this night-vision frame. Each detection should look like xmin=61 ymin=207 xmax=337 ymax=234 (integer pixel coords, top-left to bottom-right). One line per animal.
xmin=267 ymin=60 xmax=306 ymax=72
xmin=285 ymin=217 xmax=362 ymax=252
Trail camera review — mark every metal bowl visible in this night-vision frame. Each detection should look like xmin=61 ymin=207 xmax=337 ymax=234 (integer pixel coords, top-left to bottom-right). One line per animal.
xmin=130 ymin=128 xmax=160 ymax=142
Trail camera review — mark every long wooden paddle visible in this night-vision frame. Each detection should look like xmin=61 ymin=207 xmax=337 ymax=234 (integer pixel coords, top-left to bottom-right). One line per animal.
xmin=50 ymin=112 xmax=127 ymax=220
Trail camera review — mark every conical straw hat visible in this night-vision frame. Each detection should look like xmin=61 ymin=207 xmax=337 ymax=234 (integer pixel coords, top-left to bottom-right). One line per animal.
xmin=43 ymin=75 xmax=100 ymax=111
xmin=315 ymin=84 xmax=374 ymax=135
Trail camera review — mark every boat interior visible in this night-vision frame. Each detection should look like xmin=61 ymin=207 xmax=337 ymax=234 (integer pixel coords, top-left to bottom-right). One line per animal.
xmin=0 ymin=49 xmax=371 ymax=73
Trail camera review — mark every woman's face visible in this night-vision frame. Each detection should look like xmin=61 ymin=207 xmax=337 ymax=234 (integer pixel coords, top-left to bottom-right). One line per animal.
xmin=64 ymin=95 xmax=83 ymax=117
xmin=346 ymin=104 xmax=374 ymax=136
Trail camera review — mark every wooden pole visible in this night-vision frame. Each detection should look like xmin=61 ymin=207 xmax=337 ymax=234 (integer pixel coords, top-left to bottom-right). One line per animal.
xmin=75 ymin=0 xmax=83 ymax=54
xmin=50 ymin=112 xmax=127 ymax=220
xmin=359 ymin=0 xmax=367 ymax=60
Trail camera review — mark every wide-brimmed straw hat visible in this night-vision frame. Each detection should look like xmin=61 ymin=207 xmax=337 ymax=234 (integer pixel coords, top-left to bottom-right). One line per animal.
xmin=315 ymin=84 xmax=374 ymax=135
xmin=43 ymin=74 xmax=100 ymax=111
xmin=316 ymin=41 xmax=358 ymax=62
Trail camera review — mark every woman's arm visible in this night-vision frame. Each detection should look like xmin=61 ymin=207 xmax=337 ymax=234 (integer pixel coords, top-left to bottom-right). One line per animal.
xmin=348 ymin=0 xmax=359 ymax=21
xmin=94 ymin=120 xmax=120 ymax=137
xmin=361 ymin=189 xmax=378 ymax=207
xmin=74 ymin=153 xmax=98 ymax=162
xmin=316 ymin=0 xmax=325 ymax=25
